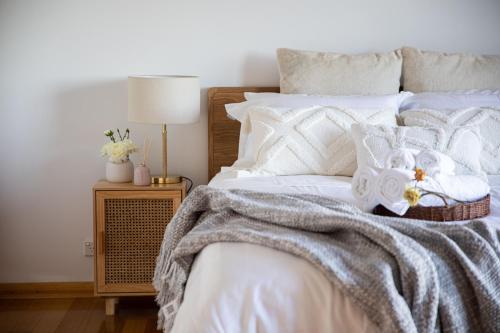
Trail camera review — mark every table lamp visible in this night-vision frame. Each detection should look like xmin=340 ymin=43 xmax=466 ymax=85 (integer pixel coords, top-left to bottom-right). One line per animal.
xmin=128 ymin=75 xmax=200 ymax=184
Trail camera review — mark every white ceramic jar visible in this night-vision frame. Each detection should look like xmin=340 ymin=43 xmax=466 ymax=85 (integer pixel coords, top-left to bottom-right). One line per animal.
xmin=105 ymin=159 xmax=134 ymax=183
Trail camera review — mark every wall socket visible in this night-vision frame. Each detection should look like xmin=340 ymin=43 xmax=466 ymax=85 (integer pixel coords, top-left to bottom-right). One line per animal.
xmin=83 ymin=241 xmax=94 ymax=256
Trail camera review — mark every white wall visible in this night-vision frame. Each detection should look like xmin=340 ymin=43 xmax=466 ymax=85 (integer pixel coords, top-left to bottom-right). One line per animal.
xmin=1 ymin=0 xmax=500 ymax=282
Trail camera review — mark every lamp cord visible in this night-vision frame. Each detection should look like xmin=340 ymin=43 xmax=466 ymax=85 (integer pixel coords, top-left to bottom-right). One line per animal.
xmin=181 ymin=176 xmax=194 ymax=193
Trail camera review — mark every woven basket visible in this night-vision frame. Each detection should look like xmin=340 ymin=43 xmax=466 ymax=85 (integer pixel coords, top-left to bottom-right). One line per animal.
xmin=373 ymin=195 xmax=490 ymax=221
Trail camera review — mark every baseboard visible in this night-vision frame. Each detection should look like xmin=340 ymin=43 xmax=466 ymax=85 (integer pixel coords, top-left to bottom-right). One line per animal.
xmin=0 ymin=281 xmax=94 ymax=299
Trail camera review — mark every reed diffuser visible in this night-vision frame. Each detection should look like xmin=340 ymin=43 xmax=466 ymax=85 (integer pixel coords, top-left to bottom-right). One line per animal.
xmin=134 ymin=137 xmax=152 ymax=186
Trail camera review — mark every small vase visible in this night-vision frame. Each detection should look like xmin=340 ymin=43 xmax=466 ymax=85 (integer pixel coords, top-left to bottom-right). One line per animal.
xmin=134 ymin=163 xmax=151 ymax=186
xmin=106 ymin=159 xmax=134 ymax=183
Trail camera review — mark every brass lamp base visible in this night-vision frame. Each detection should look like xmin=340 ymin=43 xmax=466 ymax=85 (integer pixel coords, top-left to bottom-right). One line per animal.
xmin=151 ymin=175 xmax=181 ymax=184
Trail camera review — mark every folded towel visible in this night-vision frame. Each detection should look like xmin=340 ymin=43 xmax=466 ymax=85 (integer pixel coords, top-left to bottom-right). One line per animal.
xmin=352 ymin=167 xmax=379 ymax=211
xmin=427 ymin=174 xmax=490 ymax=203
xmin=375 ymin=168 xmax=414 ymax=215
xmin=415 ymin=150 xmax=455 ymax=176
xmin=385 ymin=148 xmax=418 ymax=170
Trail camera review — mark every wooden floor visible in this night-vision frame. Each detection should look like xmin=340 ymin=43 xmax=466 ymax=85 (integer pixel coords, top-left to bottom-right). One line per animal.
xmin=0 ymin=297 xmax=161 ymax=333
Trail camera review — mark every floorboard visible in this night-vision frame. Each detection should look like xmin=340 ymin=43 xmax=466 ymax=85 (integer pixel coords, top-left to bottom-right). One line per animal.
xmin=0 ymin=297 xmax=161 ymax=333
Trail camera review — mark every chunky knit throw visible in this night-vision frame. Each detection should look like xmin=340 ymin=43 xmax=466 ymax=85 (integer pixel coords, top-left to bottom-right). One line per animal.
xmin=154 ymin=186 xmax=500 ymax=333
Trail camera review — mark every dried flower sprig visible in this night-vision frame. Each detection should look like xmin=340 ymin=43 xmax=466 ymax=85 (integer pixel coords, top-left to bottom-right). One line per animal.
xmin=403 ymin=167 xmax=465 ymax=207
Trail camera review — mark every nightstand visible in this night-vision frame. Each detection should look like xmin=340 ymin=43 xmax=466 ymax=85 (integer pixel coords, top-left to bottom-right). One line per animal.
xmin=92 ymin=180 xmax=187 ymax=315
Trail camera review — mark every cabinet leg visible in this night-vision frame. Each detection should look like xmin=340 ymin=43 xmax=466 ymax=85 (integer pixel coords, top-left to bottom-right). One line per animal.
xmin=105 ymin=297 xmax=118 ymax=316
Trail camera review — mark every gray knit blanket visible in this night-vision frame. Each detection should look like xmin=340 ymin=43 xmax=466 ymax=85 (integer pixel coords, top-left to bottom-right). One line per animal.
xmin=153 ymin=186 xmax=500 ymax=333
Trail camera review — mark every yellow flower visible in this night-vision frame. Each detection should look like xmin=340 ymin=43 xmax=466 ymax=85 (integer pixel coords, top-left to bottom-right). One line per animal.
xmin=415 ymin=168 xmax=426 ymax=182
xmin=403 ymin=187 xmax=421 ymax=207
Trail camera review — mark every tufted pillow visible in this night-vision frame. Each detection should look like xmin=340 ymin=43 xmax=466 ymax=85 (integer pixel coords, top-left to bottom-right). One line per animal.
xmin=402 ymin=47 xmax=500 ymax=93
xmin=277 ymin=48 xmax=402 ymax=95
xmin=226 ymin=92 xmax=410 ymax=161
xmin=351 ymin=123 xmax=485 ymax=178
xmin=399 ymin=90 xmax=500 ymax=112
xmin=229 ymin=106 xmax=397 ymax=176
xmin=401 ymin=108 xmax=500 ymax=174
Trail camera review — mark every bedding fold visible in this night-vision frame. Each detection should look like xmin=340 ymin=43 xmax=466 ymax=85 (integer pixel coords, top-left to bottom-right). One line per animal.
xmin=154 ymin=186 xmax=500 ymax=333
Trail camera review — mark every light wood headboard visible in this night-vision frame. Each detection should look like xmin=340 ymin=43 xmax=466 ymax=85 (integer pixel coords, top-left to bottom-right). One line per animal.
xmin=208 ymin=87 xmax=279 ymax=180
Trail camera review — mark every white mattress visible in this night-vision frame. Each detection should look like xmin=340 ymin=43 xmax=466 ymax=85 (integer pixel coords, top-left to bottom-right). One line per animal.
xmin=171 ymin=174 xmax=500 ymax=333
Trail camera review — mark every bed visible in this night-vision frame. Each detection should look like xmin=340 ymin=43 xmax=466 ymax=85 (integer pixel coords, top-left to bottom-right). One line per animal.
xmin=151 ymin=87 xmax=500 ymax=333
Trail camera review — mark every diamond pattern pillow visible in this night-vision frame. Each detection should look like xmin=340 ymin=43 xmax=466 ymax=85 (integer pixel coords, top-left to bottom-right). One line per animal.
xmin=351 ymin=123 xmax=485 ymax=178
xmin=233 ymin=106 xmax=397 ymax=176
xmin=401 ymin=108 xmax=500 ymax=174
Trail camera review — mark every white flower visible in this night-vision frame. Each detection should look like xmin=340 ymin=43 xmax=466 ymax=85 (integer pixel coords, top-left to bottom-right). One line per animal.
xmin=100 ymin=140 xmax=138 ymax=163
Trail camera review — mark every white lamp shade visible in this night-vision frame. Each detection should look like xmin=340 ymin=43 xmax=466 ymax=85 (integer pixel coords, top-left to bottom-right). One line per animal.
xmin=128 ymin=75 xmax=200 ymax=124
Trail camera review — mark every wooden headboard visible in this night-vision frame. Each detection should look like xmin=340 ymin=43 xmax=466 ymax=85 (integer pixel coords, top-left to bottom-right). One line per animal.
xmin=208 ymin=87 xmax=279 ymax=180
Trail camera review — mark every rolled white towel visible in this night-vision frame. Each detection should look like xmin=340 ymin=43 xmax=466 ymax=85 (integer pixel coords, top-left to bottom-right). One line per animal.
xmin=415 ymin=150 xmax=455 ymax=176
xmin=352 ymin=167 xmax=379 ymax=211
xmin=385 ymin=148 xmax=419 ymax=170
xmin=376 ymin=168 xmax=414 ymax=215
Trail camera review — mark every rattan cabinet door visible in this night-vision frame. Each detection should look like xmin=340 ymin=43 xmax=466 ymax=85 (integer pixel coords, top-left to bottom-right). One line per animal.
xmin=95 ymin=190 xmax=181 ymax=294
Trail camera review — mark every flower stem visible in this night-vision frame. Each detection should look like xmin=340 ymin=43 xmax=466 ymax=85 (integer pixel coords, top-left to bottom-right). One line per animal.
xmin=116 ymin=128 xmax=123 ymax=141
xmin=416 ymin=187 xmax=468 ymax=207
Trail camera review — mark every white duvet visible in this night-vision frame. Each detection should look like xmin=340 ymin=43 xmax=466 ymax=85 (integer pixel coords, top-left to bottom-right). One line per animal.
xmin=170 ymin=174 xmax=500 ymax=333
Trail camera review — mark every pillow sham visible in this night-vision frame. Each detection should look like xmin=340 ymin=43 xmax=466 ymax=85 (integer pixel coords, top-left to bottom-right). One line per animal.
xmin=400 ymin=90 xmax=500 ymax=111
xmin=402 ymin=47 xmax=500 ymax=92
xmin=227 ymin=92 xmax=411 ymax=159
xmin=277 ymin=48 xmax=402 ymax=95
xmin=351 ymin=123 xmax=484 ymax=178
xmin=229 ymin=105 xmax=397 ymax=177
xmin=229 ymin=92 xmax=411 ymax=121
xmin=401 ymin=107 xmax=500 ymax=174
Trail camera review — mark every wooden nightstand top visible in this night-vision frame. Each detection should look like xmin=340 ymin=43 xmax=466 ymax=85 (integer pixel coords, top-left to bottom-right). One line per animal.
xmin=93 ymin=180 xmax=187 ymax=192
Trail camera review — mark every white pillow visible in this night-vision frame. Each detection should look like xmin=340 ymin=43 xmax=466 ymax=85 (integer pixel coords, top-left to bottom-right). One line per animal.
xmin=229 ymin=105 xmax=397 ymax=177
xmin=400 ymin=90 xmax=500 ymax=112
xmin=402 ymin=47 xmax=500 ymax=92
xmin=401 ymin=107 xmax=500 ymax=174
xmin=242 ymin=92 xmax=411 ymax=113
xmin=227 ymin=92 xmax=411 ymax=160
xmin=277 ymin=48 xmax=403 ymax=95
xmin=351 ymin=123 xmax=485 ymax=178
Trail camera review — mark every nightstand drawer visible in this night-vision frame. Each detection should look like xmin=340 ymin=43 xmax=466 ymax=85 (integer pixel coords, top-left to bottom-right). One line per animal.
xmin=94 ymin=190 xmax=182 ymax=295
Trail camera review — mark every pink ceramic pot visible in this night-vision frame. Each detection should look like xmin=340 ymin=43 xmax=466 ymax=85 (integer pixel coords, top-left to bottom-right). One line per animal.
xmin=134 ymin=164 xmax=151 ymax=186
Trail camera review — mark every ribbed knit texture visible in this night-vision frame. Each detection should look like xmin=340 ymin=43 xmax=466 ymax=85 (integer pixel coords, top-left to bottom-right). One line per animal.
xmin=154 ymin=186 xmax=500 ymax=333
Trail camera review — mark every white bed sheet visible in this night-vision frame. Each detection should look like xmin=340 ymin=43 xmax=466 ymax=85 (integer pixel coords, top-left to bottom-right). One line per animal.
xmin=171 ymin=174 xmax=500 ymax=333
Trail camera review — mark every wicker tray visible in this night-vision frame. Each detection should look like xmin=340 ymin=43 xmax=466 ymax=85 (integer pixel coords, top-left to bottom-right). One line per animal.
xmin=373 ymin=195 xmax=490 ymax=221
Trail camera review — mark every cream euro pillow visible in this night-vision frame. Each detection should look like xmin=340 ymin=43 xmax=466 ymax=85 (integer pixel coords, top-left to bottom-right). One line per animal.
xmin=351 ymin=123 xmax=485 ymax=178
xmin=402 ymin=47 xmax=500 ymax=93
xmin=277 ymin=48 xmax=402 ymax=95
xmin=229 ymin=106 xmax=397 ymax=176
xmin=401 ymin=108 xmax=500 ymax=174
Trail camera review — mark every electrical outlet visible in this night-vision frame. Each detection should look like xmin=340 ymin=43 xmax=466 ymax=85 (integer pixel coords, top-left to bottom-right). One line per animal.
xmin=84 ymin=241 xmax=94 ymax=256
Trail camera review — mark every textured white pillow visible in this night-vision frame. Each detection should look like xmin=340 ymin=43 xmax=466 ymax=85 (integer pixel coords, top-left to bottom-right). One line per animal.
xmin=230 ymin=106 xmax=397 ymax=176
xmin=277 ymin=48 xmax=402 ymax=95
xmin=351 ymin=123 xmax=484 ymax=177
xmin=400 ymin=90 xmax=500 ymax=111
xmin=402 ymin=47 xmax=500 ymax=93
xmin=227 ymin=92 xmax=411 ymax=160
xmin=401 ymin=108 xmax=500 ymax=174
